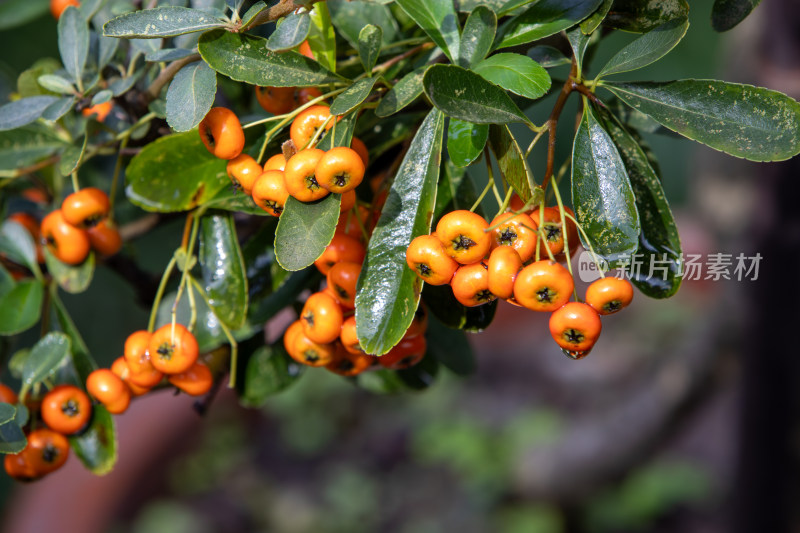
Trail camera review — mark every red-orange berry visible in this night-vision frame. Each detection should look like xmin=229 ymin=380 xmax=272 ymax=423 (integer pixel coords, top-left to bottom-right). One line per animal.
xmin=549 ymin=302 xmax=602 ymax=352
xmin=585 ymin=277 xmax=634 ymax=315
xmin=406 ymin=234 xmax=459 ymax=286
xmin=512 ymin=260 xmax=574 ymax=312
xmin=451 ymin=262 xmax=496 ymax=307
xmin=226 ymin=154 xmax=263 ymax=195
xmin=436 ymin=210 xmax=492 ymax=265
xmin=40 ymin=385 xmax=91 ymax=435
xmin=199 ymin=107 xmax=245 ymax=160
xmin=316 ymin=147 xmax=366 ymax=194
xmin=62 ymin=187 xmax=110 ymax=229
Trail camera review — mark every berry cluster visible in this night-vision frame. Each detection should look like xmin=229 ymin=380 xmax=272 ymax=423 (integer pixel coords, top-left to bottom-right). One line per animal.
xmin=3 ymin=324 xmax=208 ymax=482
xmin=406 ymin=204 xmax=634 ymax=358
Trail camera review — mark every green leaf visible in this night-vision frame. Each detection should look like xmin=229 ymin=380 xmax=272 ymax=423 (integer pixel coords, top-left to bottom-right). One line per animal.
xmin=91 ymin=90 xmax=114 ymax=106
xmin=58 ymin=6 xmax=89 ymax=84
xmin=358 ymin=24 xmax=382 ymax=73
xmin=495 ymin=0 xmax=603 ymax=50
xmin=0 ymin=413 xmax=26 ymax=454
xmin=198 ymin=212 xmax=248 ymax=329
xmin=487 ymin=124 xmax=533 ymax=201
xmin=37 ymin=75 xmax=76 ymax=95
xmin=315 ymin=112 xmax=357 ymax=151
xmin=395 ymin=353 xmax=439 ymax=390
xmin=239 ymin=344 xmax=304 ymax=407
xmin=58 ymin=133 xmax=88 ymax=177
xmin=166 ymin=60 xmax=216 ymax=132
xmin=566 ymin=27 xmax=591 ymax=74
xmin=44 ymin=247 xmax=95 ymax=294
xmin=527 ymin=45 xmax=571 ymax=68
xmin=52 ymin=291 xmax=96 ymax=382
xmin=375 ymin=67 xmax=424 ymax=118
xmin=267 ymin=12 xmax=311 ymax=52
xmin=0 ymin=404 xmax=15 ymax=426
xmin=146 ymin=48 xmax=197 ymax=63
xmin=581 ymin=0 xmax=613 ymax=34
xmin=0 ymin=219 xmax=38 ymax=273
xmin=457 ymin=0 xmax=506 ymax=12
xmin=594 ymin=107 xmax=682 ymax=298
xmin=603 ymin=80 xmax=800 ymax=162
xmin=69 ymin=405 xmax=117 ymax=475
xmin=712 ymin=0 xmax=761 ymax=32
xmin=597 ymin=17 xmax=689 ymax=79
xmin=241 ymin=1 xmax=268 ymax=28
xmin=307 ymin=1 xmax=336 ymax=72
xmin=604 ymin=0 xmax=688 ymax=33
xmin=357 ymin=111 xmax=426 ymax=161
xmin=17 ymin=58 xmax=61 ymax=98
xmin=473 ymin=53 xmax=551 ymax=100
xmin=447 ymin=119 xmax=488 ymax=168
xmin=103 ymin=6 xmax=228 ymax=38
xmin=98 ymin=35 xmax=120 ymax=70
xmin=0 ymin=96 xmax=59 ymax=131
xmin=205 ymin=187 xmax=268 ymax=215
xmin=426 ymin=313 xmax=476 ymax=375
xmin=458 ymin=5 xmax=496 ymax=68
xmin=329 ymin=77 xmax=377 ymax=116
xmin=571 ymin=104 xmax=640 ymax=264
xmin=0 ymin=125 xmax=65 ymax=171
xmin=23 ymin=332 xmax=70 ymax=387
xmin=355 ymin=109 xmax=444 ymax=355
xmin=42 ymin=96 xmax=76 ymax=122
xmin=395 ymin=0 xmax=460 ymax=63
xmin=497 ymin=0 xmax=537 ymax=15
xmin=126 ymin=131 xmax=227 ymax=212
xmin=0 ymin=281 xmax=43 ymax=335
xmin=275 ymin=195 xmax=341 ymax=272
xmin=423 ymin=64 xmax=532 ymax=126
xmin=0 ymin=0 xmax=49 ymax=31
xmin=198 ymin=30 xmax=344 ymax=87
xmin=422 ymin=283 xmax=497 ymax=332
xmin=328 ymin=0 xmax=398 ymax=49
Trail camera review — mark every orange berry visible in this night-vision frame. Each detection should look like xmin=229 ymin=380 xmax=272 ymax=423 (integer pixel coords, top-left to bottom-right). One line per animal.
xmin=513 ymin=260 xmax=574 ymax=312
xmin=284 ymin=148 xmax=328 ymax=202
xmin=62 ymin=187 xmax=110 ymax=229
xmin=315 ymin=234 xmax=366 ymax=274
xmin=199 ymin=107 xmax=245 ymax=160
xmin=301 ymin=291 xmax=344 ymax=344
xmin=436 ymin=210 xmax=492 ymax=265
xmin=251 ymin=169 xmax=290 ymax=216
xmin=406 ymin=234 xmax=458 ymax=286
xmin=290 ymin=105 xmax=334 ymax=150
xmin=226 ymin=154 xmax=263 ymax=195
xmin=168 ymin=362 xmax=214 ymax=396
xmin=585 ymin=277 xmax=634 ymax=315
xmin=148 ymin=323 xmax=199 ymax=375
xmin=549 ymin=302 xmax=602 ymax=352
xmin=451 ymin=262 xmax=496 ymax=307
xmin=41 ymin=210 xmax=90 ymax=265
xmin=487 ymin=246 xmax=523 ymax=300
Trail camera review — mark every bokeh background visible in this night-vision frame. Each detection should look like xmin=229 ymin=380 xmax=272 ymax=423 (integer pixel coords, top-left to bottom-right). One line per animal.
xmin=2 ymin=1 xmax=799 ymax=532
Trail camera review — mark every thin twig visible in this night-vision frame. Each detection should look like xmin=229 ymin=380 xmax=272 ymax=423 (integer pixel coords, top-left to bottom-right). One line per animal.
xmin=145 ymin=54 xmax=201 ymax=101
xmin=244 ymin=0 xmax=324 ymax=31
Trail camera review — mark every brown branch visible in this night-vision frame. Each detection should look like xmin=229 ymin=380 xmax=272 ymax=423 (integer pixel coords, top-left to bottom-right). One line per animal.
xmin=144 ymin=53 xmax=201 ymax=102
xmin=244 ymin=0 xmax=324 ymax=31
xmin=542 ymin=59 xmax=578 ymax=191
xmin=373 ymin=42 xmax=435 ymax=74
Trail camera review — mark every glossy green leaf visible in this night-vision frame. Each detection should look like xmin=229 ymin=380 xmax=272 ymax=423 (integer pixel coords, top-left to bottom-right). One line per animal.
xmin=330 ymin=77 xmax=377 ymax=116
xmin=581 ymin=0 xmax=613 ymax=33
xmin=239 ymin=344 xmax=304 ymax=407
xmin=146 ymin=48 xmax=197 ymax=63
xmin=0 ymin=264 xmax=13 ymax=297
xmin=566 ymin=27 xmax=590 ymax=74
xmin=0 ymin=219 xmax=38 ymax=273
xmin=166 ymin=60 xmax=216 ymax=132
xmin=423 ymin=64 xmax=532 ymax=126
xmin=712 ymin=0 xmax=761 ymax=32
xmin=357 ymin=111 xmax=426 ymax=161
xmin=422 ymin=283 xmax=497 ymax=332
xmin=495 ymin=0 xmax=603 ymax=50
xmin=0 ymin=125 xmax=65 ymax=171
xmin=0 ymin=281 xmax=43 ymax=335
xmin=458 ymin=5 xmax=496 ymax=68
xmin=241 ymin=220 xmax=285 ymax=304
xmin=103 ymin=6 xmax=228 ymax=38
xmin=375 ymin=67 xmax=425 ymax=117
xmin=527 ymin=45 xmax=571 ymax=68
xmin=358 ymin=24 xmax=382 ymax=73
xmin=248 ymin=268 xmax=318 ymax=325
xmin=487 ymin=124 xmax=533 ymax=201
xmin=198 ymin=212 xmax=248 ymax=329
xmin=23 ymin=332 xmax=70 ymax=386
xmin=240 ymin=1 xmax=268 ymax=28
xmin=604 ymin=80 xmax=800 ymax=162
xmin=273 ymin=116 xmax=355 ymax=271
xmin=0 ymin=404 xmax=15 ymax=426
xmin=267 ymin=12 xmax=311 ymax=51
xmin=0 ymin=413 xmax=26 ymax=454
xmin=595 ymin=107 xmax=682 ymax=298
xmin=571 ymin=104 xmax=639 ymax=264
xmin=355 ymin=110 xmax=444 ymax=355
xmin=58 ymin=134 xmax=88 ymax=177
xmin=328 ymin=0 xmax=398 ymax=48
xmin=59 ymin=6 xmax=89 ymax=84
xmin=44 ymin=247 xmax=95 ymax=294
xmin=69 ymin=405 xmax=117 ymax=475
xmin=457 ymin=0 xmax=506 ymax=12
xmin=395 ymin=0 xmax=459 ymax=63
xmin=37 ymin=74 xmax=76 ymax=95
xmin=473 ymin=53 xmax=551 ymax=100
xmin=198 ymin=30 xmax=344 ymax=87
xmin=307 ymin=1 xmax=336 ymax=71
xmin=426 ymin=313 xmax=476 ymax=375
xmin=597 ymin=17 xmax=689 ymax=79
xmin=275 ymin=195 xmax=341 ymax=271
xmin=447 ymin=119 xmax=488 ymax=168
xmin=0 ymin=96 xmax=59 ymax=131
xmin=0 ymin=0 xmax=48 ymax=31
xmin=126 ymin=131 xmax=227 ymax=212
xmin=204 ymin=187 xmax=268 ymax=216
xmin=604 ymin=0 xmax=688 ymax=33
xmin=52 ymin=291 xmax=96 ymax=382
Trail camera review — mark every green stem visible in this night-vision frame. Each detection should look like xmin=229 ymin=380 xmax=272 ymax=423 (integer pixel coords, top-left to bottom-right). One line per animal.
xmin=108 ymin=137 xmax=128 ymax=218
xmin=148 ymin=255 xmax=177 ymax=333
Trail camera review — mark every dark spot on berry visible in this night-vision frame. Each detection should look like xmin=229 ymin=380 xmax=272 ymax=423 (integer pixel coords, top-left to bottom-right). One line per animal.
xmin=337 ymin=359 xmax=355 ymax=372
xmin=536 ymin=287 xmax=555 ymax=303
xmin=61 ymin=399 xmax=79 ymax=418
xmin=544 ymin=223 xmax=562 ymax=242
xmin=499 ymin=227 xmax=518 ymax=245
xmin=157 ymin=342 xmax=173 ymax=360
xmin=42 ymin=444 xmax=59 ymax=464
xmin=305 ymin=173 xmax=320 ymax=191
xmin=304 ymin=351 xmax=320 ymax=363
xmin=603 ymin=300 xmax=622 ymax=313
xmin=333 ymin=172 xmax=349 ymax=188
xmin=475 ymin=289 xmax=494 ymax=303
xmin=452 ymin=235 xmax=477 ymax=251
xmin=417 ymin=263 xmax=432 ymax=277
xmin=303 ymin=311 xmax=315 ymax=328
xmin=563 ymin=328 xmax=585 ymax=344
